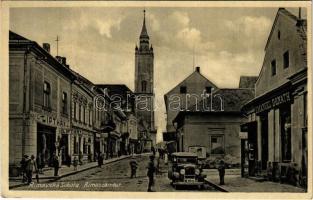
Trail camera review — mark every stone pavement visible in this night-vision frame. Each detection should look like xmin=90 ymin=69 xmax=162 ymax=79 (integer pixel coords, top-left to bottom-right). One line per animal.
xmin=9 ymin=154 xmax=135 ymax=189
xmin=204 ymin=169 xmax=305 ymax=192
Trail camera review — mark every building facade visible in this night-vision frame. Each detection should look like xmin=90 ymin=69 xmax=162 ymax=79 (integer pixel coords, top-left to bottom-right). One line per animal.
xmin=241 ymin=8 xmax=307 ymax=188
xmin=9 ymin=31 xmax=75 ymax=175
xmin=134 ymin=10 xmax=157 ymax=150
xmin=173 ymin=86 xmax=255 ymax=164
xmin=163 ymin=67 xmax=218 ymax=151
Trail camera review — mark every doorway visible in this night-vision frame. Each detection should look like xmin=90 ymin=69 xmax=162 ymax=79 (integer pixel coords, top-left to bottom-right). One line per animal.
xmin=260 ymin=113 xmax=268 ymax=170
xmin=37 ymin=123 xmax=56 ymax=167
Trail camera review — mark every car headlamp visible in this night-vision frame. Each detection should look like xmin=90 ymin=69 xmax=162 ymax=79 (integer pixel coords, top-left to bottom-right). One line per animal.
xmin=195 ymin=169 xmax=200 ymax=175
xmin=180 ymin=169 xmax=185 ymax=175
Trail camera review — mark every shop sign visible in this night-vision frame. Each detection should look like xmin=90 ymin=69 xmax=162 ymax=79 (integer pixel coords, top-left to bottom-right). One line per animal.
xmin=35 ymin=113 xmax=70 ymax=128
xmin=255 ymin=92 xmax=290 ymax=114
xmin=239 ymin=132 xmax=248 ymax=139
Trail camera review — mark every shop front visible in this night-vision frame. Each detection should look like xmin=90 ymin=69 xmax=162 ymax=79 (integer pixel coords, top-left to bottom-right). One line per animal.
xmin=242 ymin=74 xmax=307 ymax=187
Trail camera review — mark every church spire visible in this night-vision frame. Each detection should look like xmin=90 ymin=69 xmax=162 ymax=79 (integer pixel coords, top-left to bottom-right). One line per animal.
xmin=140 ymin=10 xmax=149 ymax=40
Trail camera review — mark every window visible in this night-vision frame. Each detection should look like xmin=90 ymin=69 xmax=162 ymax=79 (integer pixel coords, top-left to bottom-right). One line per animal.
xmin=78 ymin=104 xmax=82 ymax=122
xmin=89 ymin=110 xmax=92 ymax=126
xmin=43 ymin=81 xmax=51 ymax=108
xmin=283 ymin=51 xmax=289 ymax=68
xmin=83 ymin=106 xmax=86 ymax=124
xmin=74 ymin=136 xmax=78 ymax=154
xmin=73 ymin=102 xmax=77 ymax=120
xmin=210 ymin=136 xmax=224 ymax=154
xmin=141 ymin=80 xmax=147 ymax=92
xmin=83 ymin=138 xmax=87 ymax=154
xmin=271 ymin=60 xmax=276 ymax=76
xmin=205 ymin=87 xmax=212 ymax=93
xmin=278 ymin=30 xmax=281 ymax=40
xmin=180 ymin=86 xmax=187 ymax=94
xmin=62 ymin=92 xmax=68 ymax=114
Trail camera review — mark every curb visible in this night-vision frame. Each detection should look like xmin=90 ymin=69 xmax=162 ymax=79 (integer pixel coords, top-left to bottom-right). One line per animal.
xmin=204 ymin=179 xmax=228 ymax=192
xmin=9 ymin=155 xmax=133 ymax=189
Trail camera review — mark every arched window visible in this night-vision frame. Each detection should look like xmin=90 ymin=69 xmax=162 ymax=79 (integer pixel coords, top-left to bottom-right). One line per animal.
xmin=141 ymin=80 xmax=147 ymax=92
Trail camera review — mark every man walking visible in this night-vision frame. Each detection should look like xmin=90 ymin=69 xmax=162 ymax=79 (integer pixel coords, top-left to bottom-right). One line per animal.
xmin=25 ymin=155 xmax=37 ymax=185
xmin=53 ymin=154 xmax=60 ymax=176
xmin=98 ymin=152 xmax=103 ymax=168
xmin=147 ymin=155 xmax=156 ymax=192
xmin=218 ymin=160 xmax=225 ymax=185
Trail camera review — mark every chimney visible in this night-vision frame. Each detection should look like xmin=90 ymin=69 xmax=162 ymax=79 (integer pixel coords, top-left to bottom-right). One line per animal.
xmin=196 ymin=66 xmax=200 ymax=73
xmin=299 ymin=7 xmax=302 ymax=19
xmin=56 ymin=56 xmax=67 ymax=66
xmin=43 ymin=43 xmax=50 ymax=53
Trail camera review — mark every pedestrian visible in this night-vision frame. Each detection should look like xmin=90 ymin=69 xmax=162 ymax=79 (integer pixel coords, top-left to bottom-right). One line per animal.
xmin=155 ymin=150 xmax=160 ymax=175
xmin=53 ymin=154 xmax=60 ymax=176
xmin=73 ymin=156 xmax=79 ymax=171
xmin=20 ymin=155 xmax=28 ymax=183
xmin=151 ymin=146 xmax=156 ymax=156
xmin=147 ymin=155 xmax=156 ymax=192
xmin=25 ymin=155 xmax=37 ymax=185
xmin=129 ymin=157 xmax=138 ymax=178
xmin=36 ymin=153 xmax=43 ymax=174
xmin=98 ymin=152 xmax=103 ymax=168
xmin=218 ymin=160 xmax=225 ymax=185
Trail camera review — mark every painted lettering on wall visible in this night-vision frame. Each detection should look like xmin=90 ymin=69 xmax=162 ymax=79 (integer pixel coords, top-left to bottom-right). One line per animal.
xmin=255 ymin=92 xmax=290 ymax=114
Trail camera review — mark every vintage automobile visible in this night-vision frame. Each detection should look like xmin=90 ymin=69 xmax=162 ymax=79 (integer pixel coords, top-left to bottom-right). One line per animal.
xmin=168 ymin=152 xmax=206 ymax=189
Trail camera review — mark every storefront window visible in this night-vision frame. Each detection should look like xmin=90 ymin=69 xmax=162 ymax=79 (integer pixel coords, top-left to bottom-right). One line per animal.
xmin=280 ymin=106 xmax=291 ymax=162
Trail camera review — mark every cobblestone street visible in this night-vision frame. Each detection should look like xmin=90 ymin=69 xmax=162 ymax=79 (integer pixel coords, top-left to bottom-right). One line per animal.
xmin=14 ymin=154 xmax=217 ymax=192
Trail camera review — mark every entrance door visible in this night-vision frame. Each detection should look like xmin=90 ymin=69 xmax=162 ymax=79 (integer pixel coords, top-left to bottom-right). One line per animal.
xmin=37 ymin=124 xmax=56 ymax=167
xmin=60 ymin=134 xmax=69 ymax=165
xmin=260 ymin=114 xmax=268 ymax=170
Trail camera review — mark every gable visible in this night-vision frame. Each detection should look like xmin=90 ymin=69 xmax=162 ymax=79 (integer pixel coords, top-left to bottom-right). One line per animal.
xmin=255 ymin=9 xmax=306 ymax=97
xmin=164 ymin=70 xmax=217 ymax=97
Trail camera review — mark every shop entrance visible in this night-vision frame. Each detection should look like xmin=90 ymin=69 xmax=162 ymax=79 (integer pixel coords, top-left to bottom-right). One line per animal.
xmin=37 ymin=123 xmax=56 ymax=167
xmin=260 ymin=114 xmax=268 ymax=170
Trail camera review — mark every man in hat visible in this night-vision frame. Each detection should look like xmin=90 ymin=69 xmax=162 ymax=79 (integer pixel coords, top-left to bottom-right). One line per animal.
xmin=147 ymin=155 xmax=156 ymax=192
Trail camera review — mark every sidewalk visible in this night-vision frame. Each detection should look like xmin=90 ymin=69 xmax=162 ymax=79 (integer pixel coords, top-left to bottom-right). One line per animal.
xmin=204 ymin=170 xmax=305 ymax=192
xmin=9 ymin=154 xmax=135 ymax=189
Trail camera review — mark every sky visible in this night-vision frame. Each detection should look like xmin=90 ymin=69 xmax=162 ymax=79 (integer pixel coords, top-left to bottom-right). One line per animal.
xmin=9 ymin=7 xmax=306 ymax=142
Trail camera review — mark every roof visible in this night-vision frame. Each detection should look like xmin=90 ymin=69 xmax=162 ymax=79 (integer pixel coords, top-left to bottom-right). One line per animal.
xmin=9 ymin=31 xmax=75 ymax=80
xmin=140 ymin=10 xmax=149 ymax=39
xmin=188 ymin=88 xmax=255 ymax=113
xmin=96 ymin=84 xmax=133 ymax=96
xmin=239 ymin=76 xmax=258 ymax=89
xmin=9 ymin=31 xmax=29 ymax=41
xmin=172 ymin=152 xmax=197 ymax=157
xmin=164 ymin=69 xmax=218 ymax=97
xmin=265 ymin=8 xmax=306 ymax=50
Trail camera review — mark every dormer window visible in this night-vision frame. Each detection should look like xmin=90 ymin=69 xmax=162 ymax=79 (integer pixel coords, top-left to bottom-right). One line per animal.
xmin=180 ymin=86 xmax=187 ymax=94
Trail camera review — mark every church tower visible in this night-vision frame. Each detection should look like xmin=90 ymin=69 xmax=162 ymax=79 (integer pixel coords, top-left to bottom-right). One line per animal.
xmin=135 ymin=10 xmax=156 ymax=147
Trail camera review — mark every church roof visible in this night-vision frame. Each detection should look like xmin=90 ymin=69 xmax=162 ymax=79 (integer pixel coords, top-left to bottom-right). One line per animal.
xmin=140 ymin=10 xmax=149 ymax=39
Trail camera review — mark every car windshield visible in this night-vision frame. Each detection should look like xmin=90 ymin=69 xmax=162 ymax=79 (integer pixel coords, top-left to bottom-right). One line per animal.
xmin=175 ymin=157 xmax=197 ymax=163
